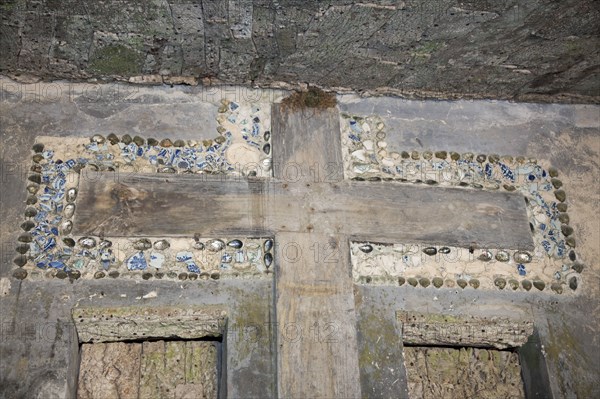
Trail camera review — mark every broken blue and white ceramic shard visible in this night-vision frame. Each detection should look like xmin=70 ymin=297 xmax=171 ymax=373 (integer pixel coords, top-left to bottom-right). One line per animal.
xmin=126 ymin=252 xmax=147 ymax=271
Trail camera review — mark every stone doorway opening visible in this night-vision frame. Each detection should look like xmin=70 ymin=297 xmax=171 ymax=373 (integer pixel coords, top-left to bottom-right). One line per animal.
xmin=72 ymin=306 xmax=227 ymax=399
xmin=77 ymin=338 xmax=223 ymax=399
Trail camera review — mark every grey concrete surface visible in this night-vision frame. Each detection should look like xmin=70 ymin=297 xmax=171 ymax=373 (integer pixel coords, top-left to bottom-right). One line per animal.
xmin=1 ymin=1 xmax=598 ymax=103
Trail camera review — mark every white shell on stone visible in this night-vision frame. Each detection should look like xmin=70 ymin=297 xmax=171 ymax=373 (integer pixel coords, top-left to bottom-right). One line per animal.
xmin=60 ymin=220 xmax=73 ymax=235
xmin=363 ymin=140 xmax=374 ymax=151
xmin=351 ymin=150 xmax=367 ymax=162
xmin=66 ymin=188 xmax=77 ymax=203
xmin=207 ymin=239 xmax=225 ymax=252
xmin=64 ymin=203 xmax=75 ymax=218
xmin=78 ymin=237 xmax=96 ymax=249
xmin=153 ymin=239 xmax=170 ymax=250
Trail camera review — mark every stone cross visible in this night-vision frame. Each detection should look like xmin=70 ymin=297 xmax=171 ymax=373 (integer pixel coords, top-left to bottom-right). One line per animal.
xmin=75 ymin=106 xmax=532 ymax=398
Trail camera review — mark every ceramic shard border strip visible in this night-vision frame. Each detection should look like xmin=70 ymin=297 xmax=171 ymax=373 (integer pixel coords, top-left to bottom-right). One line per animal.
xmin=341 ymin=114 xmax=584 ymax=294
xmin=12 ymin=100 xmax=274 ymax=280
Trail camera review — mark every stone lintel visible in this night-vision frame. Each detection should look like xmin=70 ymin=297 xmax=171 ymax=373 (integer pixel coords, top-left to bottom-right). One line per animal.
xmin=73 ymin=305 xmax=227 ymax=343
xmin=397 ymin=311 xmax=534 ymax=350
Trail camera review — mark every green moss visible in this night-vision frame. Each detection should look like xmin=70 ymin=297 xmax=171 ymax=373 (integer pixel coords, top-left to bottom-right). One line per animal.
xmin=87 ymin=44 xmax=143 ymax=76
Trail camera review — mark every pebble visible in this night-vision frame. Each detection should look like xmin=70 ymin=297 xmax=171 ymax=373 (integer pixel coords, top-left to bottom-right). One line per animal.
xmin=469 ymin=279 xmax=480 ymax=289
xmin=133 ymin=136 xmax=145 ymax=146
xmin=566 ymin=237 xmax=576 ymax=248
xmin=193 ymin=241 xmax=205 ymax=250
xmin=533 ymin=280 xmax=545 ymax=291
xmin=158 ymin=167 xmax=176 ymax=173
xmin=488 ymin=154 xmax=500 ymax=163
xmin=462 ymin=152 xmax=474 ymax=161
xmin=32 ymin=143 xmax=45 ymax=153
xmin=26 ymin=196 xmax=37 ymax=205
xmin=121 ymin=134 xmax=132 ymax=145
xmin=572 ymin=262 xmax=584 ymax=273
xmin=398 ymin=277 xmax=406 ymax=286
xmin=18 ymin=233 xmax=32 ymax=243
xmin=359 ymin=244 xmax=373 ymax=253
xmin=56 ymin=270 xmax=68 ymax=279
xmin=28 ymin=174 xmax=41 ymax=184
xmin=558 ymin=213 xmax=570 ymax=224
xmin=63 ymin=238 xmax=76 ymax=247
xmin=153 ymin=239 xmax=170 ymax=250
xmin=78 ymin=237 xmax=97 ymax=248
xmin=147 ymin=138 xmax=158 ymax=146
xmin=142 ymin=272 xmax=152 ymax=280
xmin=457 ymin=279 xmax=467 ymax=289
xmin=13 ymin=268 xmax=28 ymax=280
xmin=495 ymin=250 xmax=510 ymax=262
xmin=548 ymin=167 xmax=559 ymax=177
xmin=207 ymin=239 xmax=225 ymax=252
xmin=32 ymin=154 xmax=44 ymax=163
xmin=264 ymin=131 xmax=271 ymax=141
xmin=551 ymin=178 xmax=563 ymax=189
xmin=24 ymin=207 xmax=37 ymax=217
xmin=422 ymin=247 xmax=437 ymax=256
xmin=15 ymin=243 xmax=29 ymax=254
xmin=94 ymin=271 xmax=105 ymax=279
xmin=174 ymin=139 xmax=186 ymax=147
xmin=450 ymin=152 xmax=460 ymax=161
xmin=554 ymin=190 xmax=566 ymax=202
xmin=27 ymin=184 xmax=39 ymax=194
xmin=438 ymin=247 xmax=451 ymax=254
xmin=494 ymin=278 xmax=506 ymax=289
xmin=107 ymin=133 xmax=119 ymax=144
xmin=21 ymin=221 xmax=35 ymax=231
xmin=434 ymin=151 xmax=447 ymax=159
xmin=522 ymin=280 xmax=532 ymax=291
xmin=561 ymin=225 xmax=574 ymax=236
xmin=478 ymin=250 xmax=493 ymax=261
xmin=432 ymin=277 xmax=443 ymax=288
xmin=411 ymin=151 xmax=420 ymax=160
xmin=568 ymin=250 xmax=576 ymax=262
xmin=513 ymin=251 xmax=532 ymax=263
xmin=551 ymin=283 xmax=563 ymax=294
xmin=569 ymin=276 xmax=578 ymax=290
xmin=422 ymin=151 xmax=432 ymax=160
xmin=13 ymin=255 xmax=27 ymax=267
xmin=160 ymin=138 xmax=173 ymax=147
xmin=476 ymin=154 xmax=487 ymax=163
xmin=108 ymin=271 xmax=120 ymax=278
xmin=508 ymin=279 xmax=519 ymax=290
xmin=99 ymin=240 xmax=112 ymax=249
xmin=133 ymin=238 xmax=152 ymax=250
xmin=263 ymin=143 xmax=271 ymax=155
xmin=407 ymin=277 xmax=418 ymax=287
xmin=419 ymin=278 xmax=430 ymax=288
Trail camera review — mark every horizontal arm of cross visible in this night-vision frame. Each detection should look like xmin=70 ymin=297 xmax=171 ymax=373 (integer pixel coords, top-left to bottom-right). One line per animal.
xmin=75 ymin=173 xmax=533 ymax=251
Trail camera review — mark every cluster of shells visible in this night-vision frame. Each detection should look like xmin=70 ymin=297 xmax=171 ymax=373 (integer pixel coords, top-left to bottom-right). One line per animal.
xmin=342 ymin=114 xmax=584 ymax=294
xmin=352 ymin=243 xmax=580 ymax=294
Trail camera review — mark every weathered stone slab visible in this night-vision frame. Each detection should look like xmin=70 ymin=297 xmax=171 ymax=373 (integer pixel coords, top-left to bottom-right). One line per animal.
xmin=78 ymin=342 xmax=141 ymax=399
xmin=73 ymin=306 xmax=226 ymax=343
xmin=397 ymin=311 xmax=534 ymax=349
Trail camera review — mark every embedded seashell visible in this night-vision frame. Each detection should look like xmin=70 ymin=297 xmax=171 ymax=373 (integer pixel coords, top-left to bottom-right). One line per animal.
xmin=78 ymin=237 xmax=97 ymax=248
xmin=207 ymin=239 xmax=225 ymax=252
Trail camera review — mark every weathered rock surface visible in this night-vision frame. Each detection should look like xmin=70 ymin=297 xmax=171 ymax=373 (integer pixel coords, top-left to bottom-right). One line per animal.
xmin=1 ymin=0 xmax=598 ymax=103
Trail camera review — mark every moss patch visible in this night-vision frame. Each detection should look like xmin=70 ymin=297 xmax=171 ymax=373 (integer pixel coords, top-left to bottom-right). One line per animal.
xmin=87 ymin=44 xmax=143 ymax=76
xmin=281 ymin=87 xmax=337 ymax=111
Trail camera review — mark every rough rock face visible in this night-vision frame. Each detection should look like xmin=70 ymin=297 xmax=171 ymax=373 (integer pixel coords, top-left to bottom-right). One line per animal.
xmin=404 ymin=347 xmax=525 ymax=399
xmin=1 ymin=0 xmax=598 ymax=102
